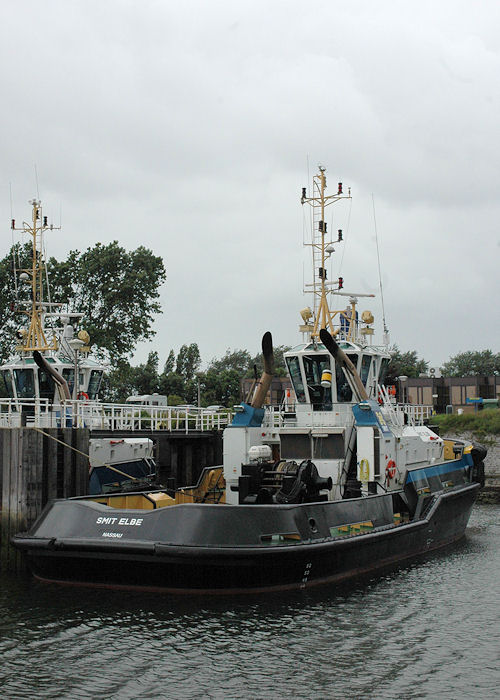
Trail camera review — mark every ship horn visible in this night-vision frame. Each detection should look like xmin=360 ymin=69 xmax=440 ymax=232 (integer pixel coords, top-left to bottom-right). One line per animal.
xmin=319 ymin=328 xmax=369 ymax=402
xmin=33 ymin=350 xmax=71 ymax=400
xmin=250 ymin=331 xmax=275 ymax=408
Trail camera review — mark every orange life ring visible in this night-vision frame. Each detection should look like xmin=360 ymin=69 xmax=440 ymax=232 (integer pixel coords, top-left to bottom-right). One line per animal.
xmin=385 ymin=460 xmax=396 ymax=480
xmin=77 ymin=391 xmax=89 ymax=402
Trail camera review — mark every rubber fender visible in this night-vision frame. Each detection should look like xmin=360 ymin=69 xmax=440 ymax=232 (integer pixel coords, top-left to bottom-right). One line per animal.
xmin=471 ymin=444 xmax=487 ymax=465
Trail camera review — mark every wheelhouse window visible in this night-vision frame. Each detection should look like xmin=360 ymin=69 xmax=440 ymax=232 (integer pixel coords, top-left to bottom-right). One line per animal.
xmin=303 ymin=354 xmax=332 ymax=410
xmin=347 ymin=353 xmax=359 ymax=372
xmin=335 ymin=353 xmax=358 ymax=403
xmin=38 ymin=368 xmax=55 ymax=400
xmin=286 ymin=356 xmax=306 ymax=403
xmin=360 ymin=355 xmax=372 ymax=387
xmin=335 ymin=362 xmax=352 ymax=402
xmin=88 ymin=370 xmax=103 ymax=400
xmin=378 ymin=357 xmax=390 ymax=385
xmin=62 ymin=368 xmax=74 ymax=396
xmin=13 ymin=369 xmax=35 ymax=399
xmin=2 ymin=370 xmax=14 ymax=398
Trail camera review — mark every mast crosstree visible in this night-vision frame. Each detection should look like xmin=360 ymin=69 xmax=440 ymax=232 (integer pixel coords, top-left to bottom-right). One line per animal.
xmin=11 ymin=199 xmax=60 ymax=353
xmin=300 ymin=167 xmax=350 ymax=339
xmin=300 ymin=166 xmax=375 ymax=343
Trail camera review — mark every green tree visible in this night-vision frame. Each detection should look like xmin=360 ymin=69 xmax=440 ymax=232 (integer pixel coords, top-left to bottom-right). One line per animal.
xmin=163 ymin=349 xmax=176 ymax=375
xmin=0 ymin=243 xmax=34 ymax=363
xmin=175 ymin=343 xmax=201 ymax=381
xmin=167 ymin=394 xmax=183 ymax=406
xmin=0 ymin=241 xmax=166 ymax=365
xmin=250 ymin=344 xmax=291 ymax=377
xmin=100 ymin=359 xmax=136 ymax=402
xmin=199 ymin=348 xmax=255 ymax=407
xmin=201 ymin=367 xmax=242 ymax=407
xmin=154 ymin=345 xmax=202 ymax=404
xmin=441 ymin=350 xmax=500 ymax=377
xmin=158 ymin=349 xmax=185 ymax=398
xmin=133 ymin=351 xmax=160 ymax=395
xmin=385 ymin=346 xmax=429 ymax=385
xmin=158 ymin=371 xmax=185 ymax=399
xmin=208 ymin=348 xmax=252 ymax=375
xmin=48 ymin=241 xmax=166 ymax=361
xmin=100 ymin=352 xmax=161 ymax=402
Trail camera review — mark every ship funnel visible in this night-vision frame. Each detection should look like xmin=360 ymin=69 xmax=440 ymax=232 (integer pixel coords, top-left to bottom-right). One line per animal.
xmin=250 ymin=331 xmax=275 ymax=409
xmin=33 ymin=350 xmax=71 ymax=400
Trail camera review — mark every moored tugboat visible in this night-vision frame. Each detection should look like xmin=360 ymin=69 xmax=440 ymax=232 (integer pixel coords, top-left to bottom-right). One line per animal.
xmin=0 ymin=200 xmax=161 ymax=492
xmin=0 ymin=199 xmax=105 ymax=419
xmin=12 ymin=168 xmax=487 ymax=593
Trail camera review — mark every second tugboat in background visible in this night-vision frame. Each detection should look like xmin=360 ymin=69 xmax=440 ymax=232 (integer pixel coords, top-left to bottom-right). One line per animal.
xmin=0 ymin=200 xmax=157 ymax=492
xmin=12 ymin=168 xmax=487 ymax=593
xmin=0 ymin=200 xmax=105 ymax=412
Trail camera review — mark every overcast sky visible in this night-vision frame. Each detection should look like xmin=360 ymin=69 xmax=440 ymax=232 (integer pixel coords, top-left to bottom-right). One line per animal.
xmin=1 ymin=0 xmax=499 ymax=371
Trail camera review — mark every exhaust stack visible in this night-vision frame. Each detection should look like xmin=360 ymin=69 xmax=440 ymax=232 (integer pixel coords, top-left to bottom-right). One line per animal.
xmin=33 ymin=350 xmax=71 ymax=401
xmin=250 ymin=331 xmax=275 ymax=408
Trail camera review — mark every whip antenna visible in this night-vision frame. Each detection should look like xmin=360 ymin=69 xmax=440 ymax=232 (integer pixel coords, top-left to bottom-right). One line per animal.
xmin=10 ymin=182 xmax=19 ymax=298
xmin=372 ymin=193 xmax=389 ymax=345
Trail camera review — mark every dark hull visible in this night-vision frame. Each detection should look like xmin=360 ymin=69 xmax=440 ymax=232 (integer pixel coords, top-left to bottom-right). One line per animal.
xmin=13 ymin=483 xmax=479 ymax=594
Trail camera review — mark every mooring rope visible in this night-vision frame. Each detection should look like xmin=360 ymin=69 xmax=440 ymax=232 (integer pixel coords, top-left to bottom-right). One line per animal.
xmin=32 ymin=427 xmax=140 ymax=481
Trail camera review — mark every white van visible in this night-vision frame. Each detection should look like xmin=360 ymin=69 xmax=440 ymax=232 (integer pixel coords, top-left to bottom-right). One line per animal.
xmin=125 ymin=393 xmax=168 ymax=407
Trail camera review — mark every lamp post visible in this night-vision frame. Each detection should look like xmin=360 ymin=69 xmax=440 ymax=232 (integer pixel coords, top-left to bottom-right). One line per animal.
xmin=68 ymin=338 xmax=85 ymax=400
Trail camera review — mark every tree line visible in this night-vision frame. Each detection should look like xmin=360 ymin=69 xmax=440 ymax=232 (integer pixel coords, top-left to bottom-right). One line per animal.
xmin=102 ymin=345 xmax=500 ymax=407
xmin=105 ymin=347 xmax=499 ymax=406
xmin=101 ymin=345 xmax=291 ymax=406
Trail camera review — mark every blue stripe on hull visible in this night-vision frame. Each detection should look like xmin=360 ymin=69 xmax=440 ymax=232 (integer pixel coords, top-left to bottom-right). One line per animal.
xmin=405 ymin=455 xmax=472 ymax=483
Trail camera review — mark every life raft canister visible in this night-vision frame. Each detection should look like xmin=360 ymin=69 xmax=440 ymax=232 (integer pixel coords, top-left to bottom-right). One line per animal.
xmin=321 ymin=369 xmax=332 ymax=387
xmin=385 ymin=460 xmax=396 ymax=480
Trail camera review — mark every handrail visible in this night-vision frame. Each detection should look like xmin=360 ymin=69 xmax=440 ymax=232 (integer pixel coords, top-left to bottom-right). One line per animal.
xmin=0 ymin=396 xmax=432 ymax=430
xmin=378 ymin=384 xmax=403 ymax=426
xmin=0 ymin=398 xmax=233 ymax=432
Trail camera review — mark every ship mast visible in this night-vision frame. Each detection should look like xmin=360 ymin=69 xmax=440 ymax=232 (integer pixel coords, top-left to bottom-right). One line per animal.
xmin=11 ymin=199 xmax=59 ymax=353
xmin=300 ymin=166 xmax=351 ymax=339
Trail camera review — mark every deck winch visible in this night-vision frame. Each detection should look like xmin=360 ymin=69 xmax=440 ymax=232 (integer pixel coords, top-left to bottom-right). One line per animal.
xmin=236 ymin=457 xmax=332 ymax=505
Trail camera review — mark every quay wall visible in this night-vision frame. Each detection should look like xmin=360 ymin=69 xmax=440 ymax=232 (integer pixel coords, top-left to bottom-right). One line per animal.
xmin=478 ymin=436 xmax=499 ymax=502
xmin=0 ymin=428 xmax=89 ymax=572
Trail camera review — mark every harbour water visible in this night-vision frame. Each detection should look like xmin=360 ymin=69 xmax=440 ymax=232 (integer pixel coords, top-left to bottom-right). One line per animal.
xmin=1 ymin=504 xmax=498 ymax=700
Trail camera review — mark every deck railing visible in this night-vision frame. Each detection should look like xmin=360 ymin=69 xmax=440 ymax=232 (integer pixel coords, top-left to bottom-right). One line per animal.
xmin=400 ymin=403 xmax=434 ymax=425
xmin=0 ymin=397 xmax=433 ymax=431
xmin=265 ymin=400 xmax=434 ymax=428
xmin=0 ymin=398 xmax=232 ymax=432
